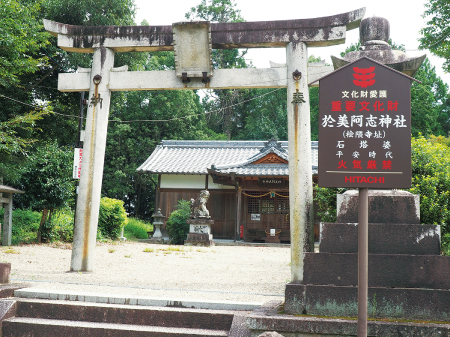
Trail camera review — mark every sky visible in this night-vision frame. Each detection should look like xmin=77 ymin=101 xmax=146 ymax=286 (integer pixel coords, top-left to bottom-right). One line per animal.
xmin=133 ymin=0 xmax=450 ymax=85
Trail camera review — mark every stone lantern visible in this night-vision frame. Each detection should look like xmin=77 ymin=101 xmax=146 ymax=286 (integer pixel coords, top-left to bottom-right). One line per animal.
xmin=149 ymin=208 xmax=165 ymax=244
xmin=331 ymin=16 xmax=425 ymax=77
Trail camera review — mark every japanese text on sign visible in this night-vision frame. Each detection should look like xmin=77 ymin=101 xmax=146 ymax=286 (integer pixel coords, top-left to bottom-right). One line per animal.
xmin=318 ymin=58 xmax=412 ymax=188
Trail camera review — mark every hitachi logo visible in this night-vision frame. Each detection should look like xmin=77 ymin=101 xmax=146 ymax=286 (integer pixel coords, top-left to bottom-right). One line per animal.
xmin=345 ymin=176 xmax=385 ymax=184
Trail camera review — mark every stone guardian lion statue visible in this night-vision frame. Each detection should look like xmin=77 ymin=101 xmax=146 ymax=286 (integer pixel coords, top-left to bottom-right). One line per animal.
xmin=190 ymin=190 xmax=211 ymax=219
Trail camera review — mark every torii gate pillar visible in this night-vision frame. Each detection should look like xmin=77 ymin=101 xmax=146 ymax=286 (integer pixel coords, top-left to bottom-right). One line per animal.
xmin=71 ymin=48 xmax=114 ymax=272
xmin=287 ymin=42 xmax=314 ymax=281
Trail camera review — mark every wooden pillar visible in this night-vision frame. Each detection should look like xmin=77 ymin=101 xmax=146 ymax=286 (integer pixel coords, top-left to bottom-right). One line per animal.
xmin=286 ymin=42 xmax=314 ymax=283
xmin=155 ymin=174 xmax=161 ymax=211
xmin=236 ymin=185 xmax=242 ymax=241
xmin=2 ymin=193 xmax=13 ymax=246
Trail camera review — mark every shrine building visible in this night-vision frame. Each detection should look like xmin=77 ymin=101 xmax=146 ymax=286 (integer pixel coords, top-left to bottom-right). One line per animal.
xmin=138 ymin=139 xmax=319 ymax=243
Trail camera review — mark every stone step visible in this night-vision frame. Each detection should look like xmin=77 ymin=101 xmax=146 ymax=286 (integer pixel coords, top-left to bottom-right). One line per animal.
xmin=304 ymin=253 xmax=450 ymax=289
xmin=12 ymin=298 xmax=235 ymax=331
xmin=285 ymin=283 xmax=450 ymax=322
xmin=13 ymin=288 xmax=262 ymax=311
xmin=255 ymin=299 xmax=450 ymax=336
xmin=319 ymin=223 xmax=441 ymax=255
xmin=2 ymin=317 xmax=228 ymax=337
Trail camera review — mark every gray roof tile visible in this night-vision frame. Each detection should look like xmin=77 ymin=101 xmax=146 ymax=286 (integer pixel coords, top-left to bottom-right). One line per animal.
xmin=137 ymin=140 xmax=318 ymax=175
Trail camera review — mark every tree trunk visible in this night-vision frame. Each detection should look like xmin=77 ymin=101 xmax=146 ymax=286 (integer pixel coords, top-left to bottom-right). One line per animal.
xmin=37 ymin=208 xmax=49 ymax=243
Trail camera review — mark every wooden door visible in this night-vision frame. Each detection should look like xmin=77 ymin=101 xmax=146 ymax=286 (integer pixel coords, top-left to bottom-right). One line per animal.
xmin=244 ymin=191 xmax=290 ymax=242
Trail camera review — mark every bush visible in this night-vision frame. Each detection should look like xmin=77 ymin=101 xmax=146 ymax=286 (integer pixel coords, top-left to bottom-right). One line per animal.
xmin=50 ymin=209 xmax=74 ymax=242
xmin=98 ymin=197 xmax=128 ymax=239
xmin=124 ymin=218 xmax=153 ymax=240
xmin=166 ymin=199 xmax=191 ymax=245
xmin=0 ymin=208 xmax=40 ymax=245
xmin=314 ymin=186 xmax=348 ymax=223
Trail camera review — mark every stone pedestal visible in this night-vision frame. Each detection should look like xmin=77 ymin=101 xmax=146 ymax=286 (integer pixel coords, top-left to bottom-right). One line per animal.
xmin=149 ymin=223 xmax=164 ymax=244
xmin=336 ymin=190 xmax=420 ymax=224
xmin=185 ymin=219 xmax=215 ymax=246
xmin=285 ymin=190 xmax=450 ymax=321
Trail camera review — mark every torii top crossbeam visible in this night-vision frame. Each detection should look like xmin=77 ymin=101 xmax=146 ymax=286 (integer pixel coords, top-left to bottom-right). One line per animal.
xmin=44 ymin=8 xmax=364 ymax=53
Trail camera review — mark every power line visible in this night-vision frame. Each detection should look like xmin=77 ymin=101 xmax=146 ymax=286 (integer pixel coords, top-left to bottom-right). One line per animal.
xmin=1 ymin=85 xmax=286 ymax=123
xmin=115 ymin=88 xmax=284 ymax=123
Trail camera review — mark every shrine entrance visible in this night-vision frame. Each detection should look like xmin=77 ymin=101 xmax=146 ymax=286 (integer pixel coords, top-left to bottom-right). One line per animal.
xmin=44 ymin=8 xmax=364 ymax=282
xmin=244 ymin=191 xmax=290 ymax=243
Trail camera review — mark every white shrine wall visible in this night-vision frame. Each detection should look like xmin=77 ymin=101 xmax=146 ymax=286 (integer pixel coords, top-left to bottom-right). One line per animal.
xmin=160 ymin=174 xmax=234 ymax=190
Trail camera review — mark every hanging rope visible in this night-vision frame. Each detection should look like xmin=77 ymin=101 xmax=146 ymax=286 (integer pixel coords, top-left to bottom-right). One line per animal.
xmin=240 ymin=189 xmax=289 ymax=198
xmin=265 ymin=229 xmax=282 ymax=235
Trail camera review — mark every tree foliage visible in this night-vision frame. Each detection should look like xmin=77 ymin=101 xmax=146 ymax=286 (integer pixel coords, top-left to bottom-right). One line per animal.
xmin=419 ymin=0 xmax=450 ymax=73
xmin=0 ymin=0 xmax=49 ymax=87
xmin=102 ymin=51 xmax=224 ymax=218
xmin=12 ymin=141 xmax=74 ymax=242
xmin=0 ymin=0 xmax=53 ymax=170
xmin=410 ymin=58 xmax=450 ymax=137
xmin=186 ymin=0 xmax=251 ymax=139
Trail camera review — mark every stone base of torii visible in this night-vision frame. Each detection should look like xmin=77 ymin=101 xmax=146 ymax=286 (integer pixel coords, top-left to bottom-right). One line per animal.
xmin=43 ymin=8 xmax=365 ymax=284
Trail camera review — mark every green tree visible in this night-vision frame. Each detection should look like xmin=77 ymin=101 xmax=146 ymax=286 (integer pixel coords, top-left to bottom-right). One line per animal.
xmin=186 ymin=0 xmax=250 ymax=140
xmin=0 ymin=0 xmax=49 ymax=87
xmin=13 ymin=142 xmax=74 ymax=242
xmin=0 ymin=0 xmax=53 ymax=181
xmin=26 ymin=0 xmax=146 ymax=146
xmin=419 ymin=0 xmax=450 ymax=73
xmin=308 ymin=55 xmax=328 ymax=141
xmin=410 ymin=58 xmax=450 ymax=136
xmin=102 ymin=51 xmax=223 ymax=218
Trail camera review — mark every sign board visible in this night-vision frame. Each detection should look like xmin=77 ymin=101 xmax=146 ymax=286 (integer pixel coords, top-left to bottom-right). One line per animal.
xmin=318 ymin=57 xmax=412 ymax=189
xmin=73 ymin=148 xmax=83 ymax=179
xmin=258 ymin=178 xmax=285 ymax=188
xmin=251 ymin=214 xmax=261 ymax=221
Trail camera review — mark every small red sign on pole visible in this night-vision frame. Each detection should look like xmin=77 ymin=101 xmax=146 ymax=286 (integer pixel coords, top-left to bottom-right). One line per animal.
xmin=318 ymin=57 xmax=412 ymax=189
xmin=73 ymin=148 xmax=83 ymax=179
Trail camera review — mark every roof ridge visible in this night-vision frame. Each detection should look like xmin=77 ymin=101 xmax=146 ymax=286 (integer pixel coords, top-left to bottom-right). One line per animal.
xmin=160 ymin=140 xmax=289 ymax=148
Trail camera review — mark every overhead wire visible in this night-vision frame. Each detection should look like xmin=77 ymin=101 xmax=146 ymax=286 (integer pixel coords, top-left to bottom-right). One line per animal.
xmin=1 ymin=75 xmax=289 ymax=123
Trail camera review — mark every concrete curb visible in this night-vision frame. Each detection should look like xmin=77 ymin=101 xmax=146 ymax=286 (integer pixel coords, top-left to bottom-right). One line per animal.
xmin=14 ymin=288 xmax=262 ymax=311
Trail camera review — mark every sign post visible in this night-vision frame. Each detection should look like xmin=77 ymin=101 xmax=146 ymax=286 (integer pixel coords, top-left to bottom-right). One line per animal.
xmin=317 ymin=57 xmax=414 ymax=336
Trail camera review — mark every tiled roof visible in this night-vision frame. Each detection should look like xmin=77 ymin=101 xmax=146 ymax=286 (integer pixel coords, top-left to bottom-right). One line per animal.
xmin=137 ymin=140 xmax=318 ymax=175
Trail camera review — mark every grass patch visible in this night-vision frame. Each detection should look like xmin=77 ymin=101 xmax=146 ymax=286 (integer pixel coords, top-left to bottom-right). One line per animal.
xmin=143 ymin=247 xmax=154 ymax=253
xmin=124 ymin=218 xmax=153 ymax=240
xmin=156 ymin=246 xmax=185 ymax=253
xmin=3 ymin=248 xmax=19 ymax=254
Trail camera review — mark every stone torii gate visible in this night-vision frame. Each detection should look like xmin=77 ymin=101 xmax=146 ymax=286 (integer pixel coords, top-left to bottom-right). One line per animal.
xmin=44 ymin=8 xmax=365 ymax=278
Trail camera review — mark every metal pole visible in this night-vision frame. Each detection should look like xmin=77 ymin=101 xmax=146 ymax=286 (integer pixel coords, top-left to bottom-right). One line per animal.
xmin=358 ymin=187 xmax=369 ymax=336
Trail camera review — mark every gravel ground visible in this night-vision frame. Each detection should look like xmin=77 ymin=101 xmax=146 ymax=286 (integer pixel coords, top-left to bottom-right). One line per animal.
xmin=0 ymin=242 xmax=291 ymax=304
